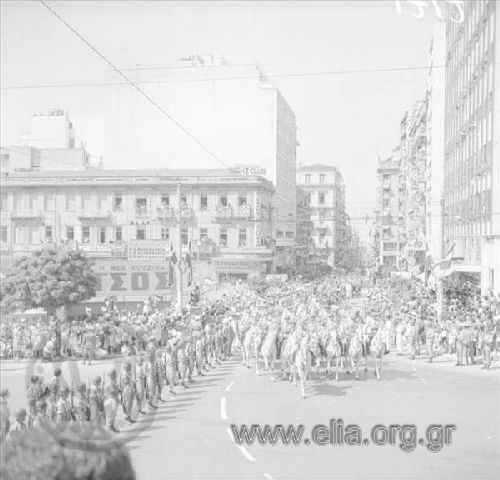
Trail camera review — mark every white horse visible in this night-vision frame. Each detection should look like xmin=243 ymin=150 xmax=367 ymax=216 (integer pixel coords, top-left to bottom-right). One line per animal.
xmin=260 ymin=324 xmax=279 ymax=375
xmin=370 ymin=328 xmax=386 ymax=380
xmin=348 ymin=328 xmax=364 ymax=380
xmin=242 ymin=325 xmax=263 ymax=373
xmin=326 ymin=330 xmax=343 ymax=381
xmin=294 ymin=335 xmax=312 ymax=399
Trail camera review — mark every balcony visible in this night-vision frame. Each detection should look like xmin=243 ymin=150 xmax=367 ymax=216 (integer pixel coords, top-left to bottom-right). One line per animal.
xmin=135 ymin=206 xmax=149 ymax=218
xmin=156 ymin=205 xmax=174 ymax=220
xmin=10 ymin=209 xmax=43 ymax=220
xmin=234 ymin=204 xmax=251 ymax=218
xmin=180 ymin=206 xmax=192 ymax=220
xmin=77 ymin=210 xmax=111 ymax=220
xmin=215 ymin=204 xmax=233 ymax=221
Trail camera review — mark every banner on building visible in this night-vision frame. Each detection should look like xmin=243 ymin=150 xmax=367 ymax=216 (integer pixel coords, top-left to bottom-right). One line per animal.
xmin=93 ymin=260 xmax=173 ymax=297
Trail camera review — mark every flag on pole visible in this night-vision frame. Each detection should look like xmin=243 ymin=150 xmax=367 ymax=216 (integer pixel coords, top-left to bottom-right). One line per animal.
xmin=434 ymin=244 xmax=455 ymax=275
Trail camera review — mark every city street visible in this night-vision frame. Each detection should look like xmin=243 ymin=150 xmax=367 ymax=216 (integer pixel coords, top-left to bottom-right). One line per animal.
xmin=1 ymin=291 xmax=498 ymax=480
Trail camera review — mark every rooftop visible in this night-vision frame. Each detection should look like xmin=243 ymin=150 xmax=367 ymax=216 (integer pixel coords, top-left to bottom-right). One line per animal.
xmin=297 ymin=163 xmax=339 ymax=172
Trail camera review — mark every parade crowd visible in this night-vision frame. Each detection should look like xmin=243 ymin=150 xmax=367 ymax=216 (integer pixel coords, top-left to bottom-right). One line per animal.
xmin=1 ymin=274 xmax=499 ymax=442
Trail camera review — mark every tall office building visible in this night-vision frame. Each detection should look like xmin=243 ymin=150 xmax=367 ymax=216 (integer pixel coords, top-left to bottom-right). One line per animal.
xmin=444 ymin=0 xmax=500 ymax=294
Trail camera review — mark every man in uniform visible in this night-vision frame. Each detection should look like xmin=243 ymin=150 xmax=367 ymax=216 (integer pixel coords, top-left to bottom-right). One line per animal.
xmin=26 ymin=375 xmax=41 ymax=428
xmin=56 ymin=386 xmax=73 ymax=424
xmin=89 ymin=376 xmax=105 ymax=426
xmin=83 ymin=327 xmax=96 ymax=365
xmin=104 ymin=369 xmax=120 ymax=432
xmin=120 ymin=361 xmax=136 ymax=423
xmin=135 ymin=356 xmax=147 ymax=414
xmin=73 ymin=382 xmax=90 ymax=424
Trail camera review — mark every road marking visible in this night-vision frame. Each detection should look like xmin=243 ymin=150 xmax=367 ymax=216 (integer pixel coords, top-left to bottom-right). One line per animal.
xmin=263 ymin=474 xmax=275 ymax=480
xmin=226 ymin=428 xmax=256 ymax=462
xmin=221 ymin=396 xmax=228 ymax=420
xmin=225 ymin=381 xmax=234 ymax=392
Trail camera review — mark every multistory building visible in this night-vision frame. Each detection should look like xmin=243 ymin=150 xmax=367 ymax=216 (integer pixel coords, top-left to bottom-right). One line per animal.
xmin=373 ymin=149 xmax=405 ymax=270
xmin=296 ymin=164 xmax=346 ymax=268
xmin=444 ymin=0 xmax=500 ymax=294
xmin=426 ymin=22 xmax=446 ymax=263
xmin=103 ymin=55 xmax=297 ymax=261
xmin=0 ymin=168 xmax=275 ymax=287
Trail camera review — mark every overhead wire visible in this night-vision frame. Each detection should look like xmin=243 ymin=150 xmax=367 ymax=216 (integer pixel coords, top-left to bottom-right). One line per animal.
xmin=38 ymin=0 xmax=228 ymax=170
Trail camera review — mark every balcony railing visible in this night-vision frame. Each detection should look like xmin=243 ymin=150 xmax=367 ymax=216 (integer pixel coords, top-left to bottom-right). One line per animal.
xmin=180 ymin=206 xmax=192 ymax=219
xmin=156 ymin=205 xmax=174 ymax=219
xmin=77 ymin=210 xmax=111 ymax=220
xmin=135 ymin=206 xmax=149 ymax=217
xmin=215 ymin=204 xmax=233 ymax=219
xmin=10 ymin=209 xmax=43 ymax=220
xmin=234 ymin=204 xmax=251 ymax=218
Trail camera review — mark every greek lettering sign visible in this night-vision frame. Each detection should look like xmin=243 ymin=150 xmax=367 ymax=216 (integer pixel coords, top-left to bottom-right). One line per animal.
xmin=229 ymin=164 xmax=266 ymax=176
xmin=93 ymin=260 xmax=172 ymax=296
xmin=127 ymin=240 xmax=169 ymax=260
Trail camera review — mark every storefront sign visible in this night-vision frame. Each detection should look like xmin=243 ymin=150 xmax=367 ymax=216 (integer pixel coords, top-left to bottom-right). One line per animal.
xmin=229 ymin=164 xmax=266 ymax=176
xmin=93 ymin=260 xmax=172 ymax=296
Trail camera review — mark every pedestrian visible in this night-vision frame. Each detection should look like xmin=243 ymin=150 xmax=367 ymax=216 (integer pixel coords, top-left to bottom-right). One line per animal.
xmin=104 ymin=369 xmax=120 ymax=433
xmin=7 ymin=408 xmax=27 ymax=442
xmin=32 ymin=399 xmax=51 ymax=429
xmin=0 ymin=389 xmax=11 ymax=442
xmin=89 ymin=376 xmax=105 ymax=426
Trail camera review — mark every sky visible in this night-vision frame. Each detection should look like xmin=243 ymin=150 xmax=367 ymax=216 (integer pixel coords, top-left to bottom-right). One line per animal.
xmin=0 ymin=0 xmax=438 ymax=243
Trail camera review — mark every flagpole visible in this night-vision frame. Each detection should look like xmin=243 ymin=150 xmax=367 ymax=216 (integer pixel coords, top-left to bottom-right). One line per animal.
xmin=176 ymin=183 xmax=183 ymax=315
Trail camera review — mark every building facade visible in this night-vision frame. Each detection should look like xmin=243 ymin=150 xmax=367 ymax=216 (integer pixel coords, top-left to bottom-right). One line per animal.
xmin=296 ymin=164 xmax=346 ymax=268
xmin=373 ymin=149 xmax=405 ymax=270
xmin=426 ymin=22 xmax=446 ymax=264
xmin=103 ymin=55 xmax=297 ymax=255
xmin=444 ymin=0 xmax=500 ymax=294
xmin=0 ymin=168 xmax=275 ymax=286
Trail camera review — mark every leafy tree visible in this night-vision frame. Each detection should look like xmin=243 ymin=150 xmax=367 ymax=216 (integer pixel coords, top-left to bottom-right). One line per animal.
xmin=1 ymin=247 xmax=97 ymax=355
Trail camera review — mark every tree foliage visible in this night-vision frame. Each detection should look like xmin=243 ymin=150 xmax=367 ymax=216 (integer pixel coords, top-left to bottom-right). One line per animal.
xmin=0 ymin=247 xmax=97 ymax=313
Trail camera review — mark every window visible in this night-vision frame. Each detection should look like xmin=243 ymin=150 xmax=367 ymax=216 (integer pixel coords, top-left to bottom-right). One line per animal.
xmin=160 ymin=194 xmax=169 ymax=206
xmin=319 ymin=193 xmax=325 ymax=205
xmin=200 ymin=194 xmax=208 ymax=210
xmin=66 ymin=226 xmax=74 ymax=241
xmin=161 ymin=227 xmax=169 ymax=241
xmin=82 ymin=226 xmax=90 ymax=243
xmin=99 ymin=227 xmax=106 ymax=244
xmin=45 ymin=226 xmax=53 ymax=241
xmin=136 ymin=197 xmax=147 ymax=208
xmin=98 ymin=194 xmax=107 ymax=211
xmin=0 ymin=226 xmax=7 ymax=243
xmin=114 ymin=194 xmax=122 ymax=210
xmin=286 ymin=231 xmax=294 ymax=238
xmin=0 ymin=194 xmax=7 ymax=211
xmin=44 ymin=194 xmax=55 ymax=211
xmin=305 ymin=174 xmax=311 ymax=184
xmin=66 ymin=193 xmax=76 ymax=212
xmin=239 ymin=228 xmax=247 ymax=247
xmin=181 ymin=195 xmax=187 ymax=205
xmin=136 ymin=227 xmax=146 ymax=240
xmin=219 ymin=228 xmax=227 ymax=247
xmin=319 ymin=174 xmax=326 ymax=184
xmin=219 ymin=195 xmax=228 ymax=207
xmin=305 ymin=193 xmax=311 ymax=205
xmin=238 ymin=195 xmax=247 ymax=207
xmin=116 ymin=226 xmax=122 ymax=242
xmin=200 ymin=228 xmax=208 ymax=241
xmin=182 ymin=228 xmax=188 ymax=246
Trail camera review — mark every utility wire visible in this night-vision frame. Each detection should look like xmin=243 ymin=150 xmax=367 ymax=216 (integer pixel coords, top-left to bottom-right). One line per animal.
xmin=4 ymin=62 xmax=500 ymax=91
xmin=38 ymin=0 xmax=228 ymax=169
